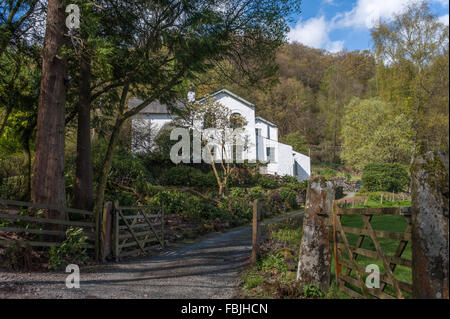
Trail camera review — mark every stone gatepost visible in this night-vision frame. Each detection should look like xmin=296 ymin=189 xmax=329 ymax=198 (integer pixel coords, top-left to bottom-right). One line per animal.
xmin=297 ymin=178 xmax=334 ymax=292
xmin=411 ymin=151 xmax=449 ymax=299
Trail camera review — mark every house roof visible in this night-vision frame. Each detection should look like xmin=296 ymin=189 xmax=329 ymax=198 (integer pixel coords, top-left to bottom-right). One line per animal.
xmin=198 ymin=88 xmax=255 ymax=109
xmin=255 ymin=116 xmax=277 ymax=127
xmin=128 ymin=97 xmax=185 ymax=114
xmin=129 ymin=90 xmax=278 ymax=129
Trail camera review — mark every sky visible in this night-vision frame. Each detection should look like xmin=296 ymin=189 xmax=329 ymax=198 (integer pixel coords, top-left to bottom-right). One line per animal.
xmin=287 ymin=0 xmax=450 ymax=52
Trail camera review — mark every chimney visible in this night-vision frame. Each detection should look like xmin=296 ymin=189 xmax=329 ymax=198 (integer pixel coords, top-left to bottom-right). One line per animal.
xmin=187 ymin=85 xmax=196 ymax=103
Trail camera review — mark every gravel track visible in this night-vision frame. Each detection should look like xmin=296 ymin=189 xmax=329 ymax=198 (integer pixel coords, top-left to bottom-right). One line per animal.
xmin=0 ymin=211 xmax=303 ymax=299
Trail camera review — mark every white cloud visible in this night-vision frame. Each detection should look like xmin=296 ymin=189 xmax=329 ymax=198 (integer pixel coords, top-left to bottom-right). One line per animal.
xmin=288 ymin=16 xmax=328 ymax=48
xmin=288 ymin=16 xmax=344 ymax=52
xmin=333 ymin=0 xmax=450 ymax=29
xmin=327 ymin=40 xmax=345 ymax=53
xmin=333 ymin=0 xmax=412 ymax=29
xmin=289 ymin=0 xmax=448 ymax=52
xmin=438 ymin=14 xmax=449 ymax=25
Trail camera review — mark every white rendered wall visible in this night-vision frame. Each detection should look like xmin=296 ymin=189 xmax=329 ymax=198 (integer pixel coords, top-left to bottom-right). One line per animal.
xmin=277 ymin=143 xmax=294 ymax=176
xmin=293 ymin=151 xmax=311 ymax=181
xmin=214 ymin=93 xmax=257 ymax=162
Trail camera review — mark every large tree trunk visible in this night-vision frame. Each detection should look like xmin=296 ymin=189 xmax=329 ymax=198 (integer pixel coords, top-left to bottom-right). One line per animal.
xmin=73 ymin=55 xmax=94 ymax=211
xmin=31 ymin=0 xmax=68 ymax=218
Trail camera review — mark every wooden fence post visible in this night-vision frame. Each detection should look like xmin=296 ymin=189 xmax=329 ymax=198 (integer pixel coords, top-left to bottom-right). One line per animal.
xmin=113 ymin=200 xmax=120 ymax=262
xmin=411 ymin=151 xmax=449 ymax=299
xmin=161 ymin=204 xmax=165 ymax=249
xmin=297 ymin=178 xmax=334 ymax=292
xmin=100 ymin=202 xmax=113 ymax=262
xmin=251 ymin=199 xmax=261 ymax=264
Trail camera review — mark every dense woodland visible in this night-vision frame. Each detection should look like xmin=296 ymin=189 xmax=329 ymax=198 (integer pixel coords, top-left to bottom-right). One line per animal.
xmin=0 ymin=0 xmax=448 ymax=216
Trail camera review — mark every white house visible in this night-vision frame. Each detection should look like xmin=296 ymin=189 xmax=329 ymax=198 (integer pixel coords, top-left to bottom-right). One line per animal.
xmin=129 ymin=88 xmax=311 ymax=181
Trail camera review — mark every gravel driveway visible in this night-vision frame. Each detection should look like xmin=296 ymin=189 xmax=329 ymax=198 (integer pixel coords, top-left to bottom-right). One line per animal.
xmin=0 ymin=211 xmax=303 ymax=299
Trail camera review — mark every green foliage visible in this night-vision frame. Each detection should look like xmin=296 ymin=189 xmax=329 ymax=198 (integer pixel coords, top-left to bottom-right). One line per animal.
xmin=372 ymin=1 xmax=449 ymax=153
xmin=48 ymin=228 xmax=89 ymax=271
xmin=281 ymin=131 xmax=309 ymax=154
xmin=263 ymin=189 xmax=284 ymax=217
xmin=248 ymin=186 xmax=265 ymax=200
xmin=160 ymin=166 xmax=198 ymax=187
xmin=0 ymin=175 xmax=27 ymax=200
xmin=260 ymin=253 xmax=288 ymax=275
xmin=223 ymin=191 xmax=253 ymax=222
xmin=279 ymin=187 xmax=297 ymax=209
xmin=147 ymin=190 xmax=227 ymax=222
xmin=270 ymin=228 xmax=300 ymax=244
xmin=361 ymin=163 xmax=410 ymax=192
xmin=303 ymin=284 xmax=325 ymax=298
xmin=242 ymin=273 xmax=266 ymax=290
xmin=341 ymin=98 xmax=413 ymax=170
xmin=316 ymin=167 xmax=339 ymax=180
xmin=255 ymin=174 xmax=280 ymax=189
xmin=1 ymin=241 xmax=32 ymax=271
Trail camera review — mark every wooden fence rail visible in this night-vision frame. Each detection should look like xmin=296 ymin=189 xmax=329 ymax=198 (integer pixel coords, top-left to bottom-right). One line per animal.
xmin=333 ymin=203 xmax=412 ymax=299
xmin=0 ymin=199 xmax=97 ymax=252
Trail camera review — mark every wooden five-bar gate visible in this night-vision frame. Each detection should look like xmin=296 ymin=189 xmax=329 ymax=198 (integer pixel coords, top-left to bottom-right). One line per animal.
xmin=111 ymin=201 xmax=165 ymax=261
xmin=332 ymin=203 xmax=413 ymax=299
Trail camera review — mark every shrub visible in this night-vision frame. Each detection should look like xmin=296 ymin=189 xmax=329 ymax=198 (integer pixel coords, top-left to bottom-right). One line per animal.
xmin=48 ymin=227 xmax=89 ymax=271
xmin=242 ymin=273 xmax=266 ymax=290
xmin=147 ymin=190 xmax=190 ymax=215
xmin=303 ymin=284 xmax=325 ymax=298
xmin=229 ymin=167 xmax=254 ymax=187
xmin=317 ymin=167 xmax=339 ymax=180
xmin=248 ymin=186 xmax=265 ymax=200
xmin=158 ymin=166 xmax=218 ymax=189
xmin=223 ymin=190 xmax=253 ymax=222
xmin=260 ymin=253 xmax=287 ymax=274
xmin=256 ymin=174 xmax=280 ymax=189
xmin=279 ymin=187 xmax=297 ymax=209
xmin=230 ymin=187 xmax=246 ymax=198
xmin=1 ymin=241 xmax=33 ymax=271
xmin=263 ymin=190 xmax=284 ymax=217
xmin=159 ymin=166 xmax=193 ymax=187
xmin=361 ymin=163 xmax=409 ymax=193
xmin=0 ymin=175 xmax=27 ymax=200
xmin=147 ymin=190 xmax=228 ymax=222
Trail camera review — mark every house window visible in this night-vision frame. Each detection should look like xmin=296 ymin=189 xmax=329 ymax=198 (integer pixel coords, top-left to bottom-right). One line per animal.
xmin=267 ymin=126 xmax=270 ymax=139
xmin=256 ymin=128 xmax=262 ymax=137
xmin=266 ymin=147 xmax=275 ymax=163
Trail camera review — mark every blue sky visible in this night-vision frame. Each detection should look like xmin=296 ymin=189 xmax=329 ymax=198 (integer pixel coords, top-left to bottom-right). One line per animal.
xmin=288 ymin=0 xmax=449 ymax=52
